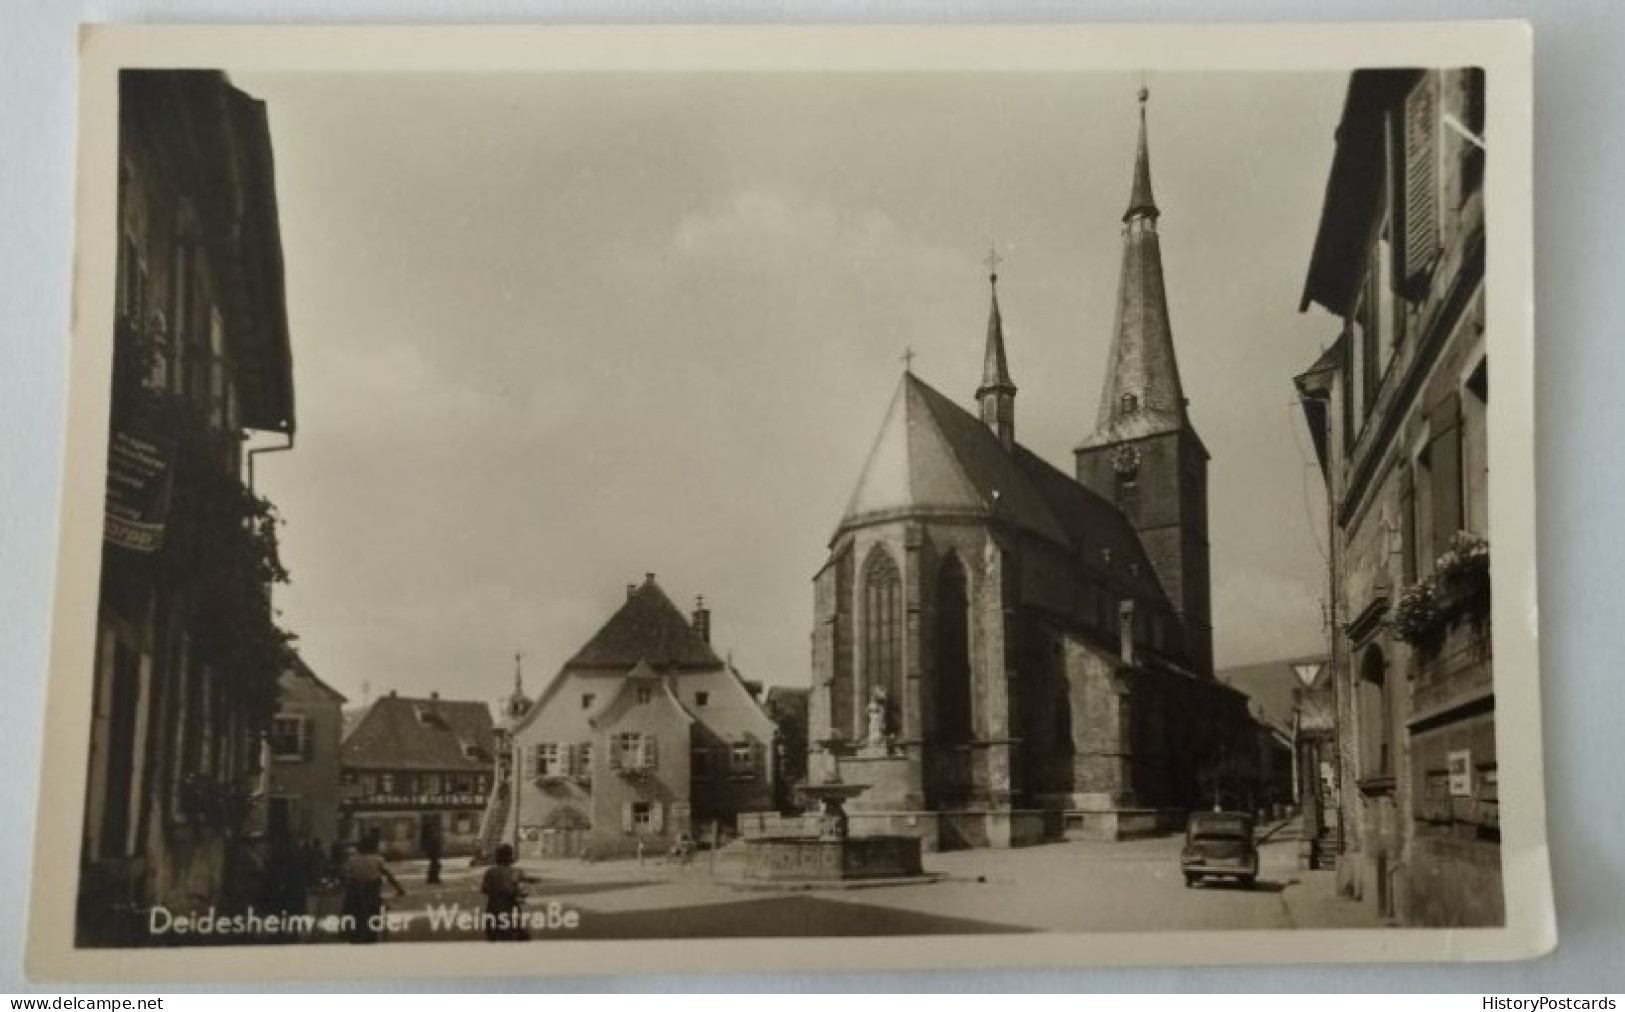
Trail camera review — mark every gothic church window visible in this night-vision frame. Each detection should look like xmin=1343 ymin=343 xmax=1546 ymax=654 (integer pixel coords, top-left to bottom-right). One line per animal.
xmin=935 ymin=554 xmax=973 ymax=744
xmin=861 ymin=547 xmax=903 ymax=704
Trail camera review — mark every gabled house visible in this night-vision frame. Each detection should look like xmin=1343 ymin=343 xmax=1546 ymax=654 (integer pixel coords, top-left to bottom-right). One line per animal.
xmin=505 ymin=575 xmax=777 ymax=859
xmin=265 ymin=657 xmax=347 ymax=848
xmin=339 ymin=692 xmax=496 ymax=859
xmin=79 ymin=70 xmax=297 ymax=946
xmin=1296 ymin=68 xmax=1495 ymax=926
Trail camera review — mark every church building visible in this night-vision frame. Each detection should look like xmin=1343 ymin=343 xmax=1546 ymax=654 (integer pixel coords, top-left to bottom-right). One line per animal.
xmin=808 ymin=89 xmax=1256 ymax=849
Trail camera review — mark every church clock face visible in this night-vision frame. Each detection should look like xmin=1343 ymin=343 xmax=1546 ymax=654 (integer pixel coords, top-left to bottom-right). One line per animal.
xmin=1111 ymin=444 xmax=1142 ymax=479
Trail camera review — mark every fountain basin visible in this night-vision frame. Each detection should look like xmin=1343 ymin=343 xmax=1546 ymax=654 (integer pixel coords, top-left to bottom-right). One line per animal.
xmin=741 ymin=834 xmax=924 ymax=883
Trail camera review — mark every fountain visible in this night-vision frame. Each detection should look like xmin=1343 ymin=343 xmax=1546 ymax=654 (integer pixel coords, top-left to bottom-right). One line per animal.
xmin=740 ymin=696 xmax=927 ymax=886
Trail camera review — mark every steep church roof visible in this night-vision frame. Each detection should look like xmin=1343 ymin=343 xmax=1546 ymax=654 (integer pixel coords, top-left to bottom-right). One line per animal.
xmin=564 ymin=575 xmax=724 ymax=670
xmin=839 ymin=371 xmax=1171 ymax=605
xmin=1078 ymin=88 xmax=1193 ymax=451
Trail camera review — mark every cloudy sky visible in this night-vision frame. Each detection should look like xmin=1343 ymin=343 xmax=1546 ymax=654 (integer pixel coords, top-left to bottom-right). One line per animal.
xmin=230 ymin=70 xmax=1348 ymax=708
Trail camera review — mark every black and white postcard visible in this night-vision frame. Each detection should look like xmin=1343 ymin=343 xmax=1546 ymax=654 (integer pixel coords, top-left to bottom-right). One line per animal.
xmin=28 ymin=22 xmax=1550 ymax=980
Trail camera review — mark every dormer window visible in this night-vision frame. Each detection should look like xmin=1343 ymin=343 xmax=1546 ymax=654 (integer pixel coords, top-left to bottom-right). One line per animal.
xmin=1120 ymin=391 xmax=1140 ymax=414
xmin=695 ymin=691 xmax=709 ymax=707
xmin=581 ymin=693 xmax=596 ymax=710
xmin=636 ymin=686 xmax=653 ymax=705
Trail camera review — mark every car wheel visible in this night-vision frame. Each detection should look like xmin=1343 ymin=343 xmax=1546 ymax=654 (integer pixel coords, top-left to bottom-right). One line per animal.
xmin=1184 ymin=874 xmax=1197 ymax=888
xmin=1240 ymin=875 xmax=1256 ymax=890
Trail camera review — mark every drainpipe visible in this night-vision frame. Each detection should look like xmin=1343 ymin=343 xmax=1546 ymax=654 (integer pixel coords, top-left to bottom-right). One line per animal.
xmin=247 ymin=428 xmax=295 ymax=494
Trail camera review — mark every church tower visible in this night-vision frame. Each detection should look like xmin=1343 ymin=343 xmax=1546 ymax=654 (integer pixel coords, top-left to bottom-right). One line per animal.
xmin=975 ymin=259 xmax=1017 ymax=451
xmin=1073 ymin=87 xmax=1213 ymax=674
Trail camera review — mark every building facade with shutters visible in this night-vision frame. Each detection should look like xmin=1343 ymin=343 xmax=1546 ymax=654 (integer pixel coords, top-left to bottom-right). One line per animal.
xmin=504 ymin=576 xmax=778 ymax=859
xmin=1296 ymin=68 xmax=1495 ymax=926
xmin=338 ymin=693 xmax=496 ymax=859
xmin=79 ymin=71 xmax=298 ymax=947
xmin=809 ymin=90 xmax=1257 ymax=850
xmin=265 ymin=657 xmax=347 ymax=849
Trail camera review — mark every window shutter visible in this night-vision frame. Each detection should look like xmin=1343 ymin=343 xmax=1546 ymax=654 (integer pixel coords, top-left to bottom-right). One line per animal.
xmin=1400 ymin=465 xmax=1418 ymax=584
xmin=1429 ymin=391 xmax=1464 ymax=557
xmin=620 ymin=801 xmax=633 ymax=833
xmin=299 ymin=719 xmax=311 ymax=761
xmin=643 ymin=735 xmax=658 ymax=770
xmin=1399 ymin=72 xmax=1442 ymax=288
xmin=650 ymin=801 xmax=665 ymax=834
xmin=752 ymin=741 xmax=767 ymax=779
xmin=608 ymin=739 xmax=622 ymax=772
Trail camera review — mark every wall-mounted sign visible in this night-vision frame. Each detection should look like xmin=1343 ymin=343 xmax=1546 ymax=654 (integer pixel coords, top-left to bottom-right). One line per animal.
xmin=1447 ymin=749 xmax=1473 ymax=797
xmin=104 ymin=430 xmax=175 ymax=552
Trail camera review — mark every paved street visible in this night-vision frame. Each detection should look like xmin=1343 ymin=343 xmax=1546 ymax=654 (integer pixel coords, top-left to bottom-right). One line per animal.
xmin=346 ymin=822 xmax=1376 ymax=944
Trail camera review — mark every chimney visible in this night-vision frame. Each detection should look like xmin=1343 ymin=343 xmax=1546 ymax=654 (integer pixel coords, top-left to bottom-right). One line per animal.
xmin=1118 ymin=600 xmax=1137 ymax=666
xmin=430 ymin=691 xmax=439 ymax=701
xmin=691 ymin=595 xmax=711 ymax=644
xmin=388 ymin=689 xmax=397 ymax=698
xmin=626 ymin=583 xmax=637 ymax=600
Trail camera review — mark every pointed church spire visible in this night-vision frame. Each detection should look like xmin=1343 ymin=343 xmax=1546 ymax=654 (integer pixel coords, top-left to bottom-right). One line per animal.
xmin=1076 ymin=85 xmax=1191 ymax=451
xmin=1124 ymin=84 xmax=1159 ymax=222
xmin=975 ymin=248 xmax=1017 ymax=451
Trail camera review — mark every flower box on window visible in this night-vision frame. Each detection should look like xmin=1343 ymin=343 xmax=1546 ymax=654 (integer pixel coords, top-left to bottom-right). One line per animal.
xmin=1391 ymin=531 xmax=1490 ymax=647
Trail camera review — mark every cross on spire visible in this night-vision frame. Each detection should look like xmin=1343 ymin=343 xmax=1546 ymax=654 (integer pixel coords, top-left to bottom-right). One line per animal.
xmin=984 ymin=244 xmax=1004 ymax=283
xmin=901 ymin=346 xmax=916 ymax=373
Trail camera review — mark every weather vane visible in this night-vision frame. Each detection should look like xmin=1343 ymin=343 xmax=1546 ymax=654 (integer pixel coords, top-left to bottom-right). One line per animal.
xmin=985 ymin=243 xmax=1003 ymax=282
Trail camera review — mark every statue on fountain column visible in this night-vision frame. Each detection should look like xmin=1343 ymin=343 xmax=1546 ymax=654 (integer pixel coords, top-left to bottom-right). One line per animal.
xmin=865 ymin=686 xmax=891 ymax=754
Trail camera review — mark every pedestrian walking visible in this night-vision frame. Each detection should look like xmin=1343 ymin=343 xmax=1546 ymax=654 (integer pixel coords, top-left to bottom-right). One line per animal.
xmin=479 ymin=843 xmax=529 ymax=942
xmin=342 ymin=831 xmax=405 ymax=944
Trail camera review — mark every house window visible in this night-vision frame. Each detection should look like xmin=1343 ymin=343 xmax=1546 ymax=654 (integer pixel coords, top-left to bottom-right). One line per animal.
xmin=534 ymin=743 xmax=561 ymax=777
xmin=421 ymin=774 xmax=442 ymax=796
xmin=1463 ymin=358 xmax=1489 ymax=537
xmin=572 ymin=742 xmax=592 ymax=778
xmin=1357 ymin=647 xmax=1393 ymax=779
xmin=269 ymin=714 xmax=306 ymax=761
xmin=359 ymin=774 xmax=377 ymax=796
xmin=862 ymin=548 xmax=903 ymax=707
xmin=581 ymin=693 xmax=596 ymax=710
xmin=695 ymin=691 xmax=709 ymax=707
xmin=1461 ymin=69 xmax=1486 ymax=197
xmin=636 ymin=686 xmax=653 ymax=705
xmin=631 ymin=802 xmax=652 ymax=832
xmin=461 ymin=741 xmax=480 ymax=761
xmin=380 ymin=774 xmax=395 ymax=795
xmin=611 ymin=732 xmax=655 ymax=771
xmin=730 ymin=741 xmax=757 ymax=778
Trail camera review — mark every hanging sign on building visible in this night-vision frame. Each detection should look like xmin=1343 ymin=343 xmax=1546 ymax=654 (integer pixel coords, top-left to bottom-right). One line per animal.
xmin=104 ymin=430 xmax=176 ymax=553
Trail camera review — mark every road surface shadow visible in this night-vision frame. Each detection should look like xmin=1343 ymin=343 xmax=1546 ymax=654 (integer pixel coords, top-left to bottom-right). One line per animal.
xmin=1189 ymin=877 xmax=1294 ymax=894
xmin=565 ymin=894 xmax=1034 ymax=938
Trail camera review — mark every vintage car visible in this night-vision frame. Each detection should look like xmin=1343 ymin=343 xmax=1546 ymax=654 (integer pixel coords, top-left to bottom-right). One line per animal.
xmin=1180 ymin=810 xmax=1259 ymax=888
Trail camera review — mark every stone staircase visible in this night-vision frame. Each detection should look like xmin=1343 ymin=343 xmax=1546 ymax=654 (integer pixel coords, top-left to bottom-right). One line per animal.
xmin=470 ymin=779 xmax=512 ymax=866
